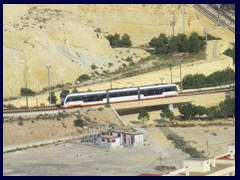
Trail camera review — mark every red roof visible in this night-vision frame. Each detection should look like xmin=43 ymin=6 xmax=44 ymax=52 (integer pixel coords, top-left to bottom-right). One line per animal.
xmin=216 ymin=154 xmax=235 ymax=160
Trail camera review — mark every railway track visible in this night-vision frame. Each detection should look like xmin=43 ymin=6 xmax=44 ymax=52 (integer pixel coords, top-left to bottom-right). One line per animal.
xmin=194 ymin=4 xmax=235 ymax=33
xmin=3 ymin=86 xmax=234 ymax=115
xmin=209 ymin=4 xmax=235 ymax=24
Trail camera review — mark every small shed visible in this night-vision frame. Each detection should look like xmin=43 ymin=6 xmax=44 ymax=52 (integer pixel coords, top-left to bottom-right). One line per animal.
xmin=109 ymin=130 xmax=124 ymax=144
xmin=183 ymin=158 xmax=211 ymax=173
xmin=124 ymin=132 xmax=144 ymax=146
xmin=98 ymin=135 xmax=121 ymax=149
xmin=227 ymin=143 xmax=235 ymax=159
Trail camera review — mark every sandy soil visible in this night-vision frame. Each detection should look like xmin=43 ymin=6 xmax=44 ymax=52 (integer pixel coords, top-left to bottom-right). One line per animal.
xmin=169 ymin=126 xmax=235 ymax=157
xmin=3 ymin=107 xmax=122 ymax=146
xmin=3 ymin=4 xmax=235 ymax=98
xmin=3 ymin=125 xmax=234 ymax=175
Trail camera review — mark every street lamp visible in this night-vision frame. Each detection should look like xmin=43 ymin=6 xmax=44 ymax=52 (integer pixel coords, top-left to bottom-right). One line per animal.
xmin=169 ymin=64 xmax=173 ymax=83
xmin=176 ymin=58 xmax=183 ymax=91
xmin=181 ymin=8 xmax=186 ymax=34
xmin=46 ymin=65 xmax=51 ymax=104
xmin=170 ymin=19 xmax=175 ymax=36
xmin=203 ymin=27 xmax=209 ymax=42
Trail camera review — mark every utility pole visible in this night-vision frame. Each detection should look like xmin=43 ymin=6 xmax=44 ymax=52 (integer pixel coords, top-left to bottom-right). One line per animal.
xmin=36 ymin=97 xmax=38 ymax=108
xmin=46 ymin=65 xmax=51 ymax=104
xmin=229 ymin=65 xmax=232 ymax=88
xmin=160 ymin=78 xmax=164 ymax=84
xmin=170 ymin=19 xmax=175 ymax=36
xmin=206 ymin=139 xmax=209 ymax=159
xmin=170 ymin=64 xmax=173 ymax=83
xmin=110 ymin=76 xmax=112 ymax=89
xmin=181 ymin=7 xmax=186 ymax=34
xmin=203 ymin=27 xmax=209 ymax=42
xmin=176 ymin=58 xmax=183 ymax=91
xmin=25 ymin=81 xmax=28 ymax=109
xmin=159 ymin=153 xmax=163 ymax=174
xmin=62 ymin=80 xmax=64 ymax=92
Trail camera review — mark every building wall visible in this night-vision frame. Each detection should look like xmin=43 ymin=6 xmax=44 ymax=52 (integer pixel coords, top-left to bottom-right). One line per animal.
xmin=98 ymin=137 xmax=121 ymax=148
xmin=125 ymin=134 xmax=132 ymax=146
xmin=134 ymin=134 xmax=144 ymax=144
xmin=110 ymin=132 xmax=124 ymax=144
xmin=228 ymin=145 xmax=235 ymax=154
xmin=183 ymin=160 xmax=211 ymax=172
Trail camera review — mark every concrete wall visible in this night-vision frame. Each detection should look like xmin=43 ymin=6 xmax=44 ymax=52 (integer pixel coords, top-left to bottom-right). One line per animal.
xmin=110 ymin=132 xmax=124 ymax=144
xmin=134 ymin=134 xmax=144 ymax=144
xmin=183 ymin=159 xmax=211 ymax=172
xmin=228 ymin=144 xmax=235 ymax=155
xmin=207 ymin=166 xmax=235 ymax=176
xmin=99 ymin=137 xmax=121 ymax=148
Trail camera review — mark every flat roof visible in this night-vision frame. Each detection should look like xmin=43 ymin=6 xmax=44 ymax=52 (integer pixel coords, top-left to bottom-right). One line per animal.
xmin=109 ymin=130 xmax=143 ymax=135
xmin=100 ymin=135 xmax=119 ymax=139
xmin=184 ymin=157 xmax=209 ymax=162
xmin=124 ymin=132 xmax=143 ymax=135
xmin=184 ymin=163 xmax=234 ymax=176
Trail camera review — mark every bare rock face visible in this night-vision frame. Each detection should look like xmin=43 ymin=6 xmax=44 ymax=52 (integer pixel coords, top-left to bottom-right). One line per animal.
xmin=2 ymin=4 xmax=222 ymax=98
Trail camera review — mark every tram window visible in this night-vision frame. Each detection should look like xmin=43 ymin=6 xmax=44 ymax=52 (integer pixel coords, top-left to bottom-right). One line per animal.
xmin=66 ymin=97 xmax=72 ymax=103
xmin=109 ymin=93 xmax=119 ymax=98
xmin=72 ymin=96 xmax=83 ymax=101
xmin=129 ymin=91 xmax=137 ymax=96
xmin=83 ymin=94 xmax=105 ymax=102
xmin=142 ymin=89 xmax=159 ymax=96
xmin=163 ymin=86 xmax=176 ymax=92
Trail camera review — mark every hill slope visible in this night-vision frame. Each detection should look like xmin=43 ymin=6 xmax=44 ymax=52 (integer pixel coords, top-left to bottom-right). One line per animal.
xmin=3 ymin=4 xmax=234 ymax=98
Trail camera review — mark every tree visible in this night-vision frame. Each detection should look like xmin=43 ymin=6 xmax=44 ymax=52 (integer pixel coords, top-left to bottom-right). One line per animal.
xmin=177 ymin=34 xmax=189 ymax=52
xmin=72 ymin=88 xmax=78 ymax=93
xmin=149 ymin=33 xmax=169 ymax=54
xmin=182 ymin=74 xmax=207 ymax=89
xmin=178 ymin=103 xmax=197 ymax=120
xmin=169 ymin=36 xmax=179 ymax=53
xmin=20 ymin=88 xmax=35 ymax=96
xmin=188 ymin=32 xmax=201 ymax=53
xmin=138 ymin=109 xmax=150 ymax=125
xmin=120 ymin=34 xmax=132 ymax=47
xmin=160 ymin=108 xmax=175 ymax=121
xmin=47 ymin=92 xmax=57 ymax=104
xmin=60 ymin=89 xmax=70 ymax=99
xmin=77 ymin=74 xmax=91 ymax=82
xmin=195 ymin=106 xmax=206 ymax=120
xmin=105 ymin=33 xmax=120 ymax=48
xmin=206 ymin=106 xmax=220 ymax=120
xmin=223 ymin=47 xmax=235 ymax=64
xmin=219 ymin=97 xmax=235 ymax=118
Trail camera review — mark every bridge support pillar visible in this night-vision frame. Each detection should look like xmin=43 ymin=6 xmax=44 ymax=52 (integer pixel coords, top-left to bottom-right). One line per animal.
xmin=168 ymin=104 xmax=173 ymax=110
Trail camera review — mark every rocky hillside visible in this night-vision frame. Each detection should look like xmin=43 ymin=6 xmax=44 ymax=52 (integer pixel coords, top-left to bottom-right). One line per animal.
xmin=3 ymin=4 xmax=232 ymax=98
xmin=3 ymin=107 xmax=122 ymax=146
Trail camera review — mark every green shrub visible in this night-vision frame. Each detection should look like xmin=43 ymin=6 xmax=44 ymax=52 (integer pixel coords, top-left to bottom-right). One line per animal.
xmin=74 ymin=119 xmax=85 ymax=127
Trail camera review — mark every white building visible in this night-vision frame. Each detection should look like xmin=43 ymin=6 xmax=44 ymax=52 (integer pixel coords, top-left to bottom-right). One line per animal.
xmin=183 ymin=158 xmax=211 ymax=173
xmin=109 ymin=130 xmax=124 ymax=144
xmin=227 ymin=143 xmax=235 ymax=159
xmin=124 ymin=132 xmax=144 ymax=146
xmin=98 ymin=135 xmax=121 ymax=149
xmin=108 ymin=130 xmax=144 ymax=146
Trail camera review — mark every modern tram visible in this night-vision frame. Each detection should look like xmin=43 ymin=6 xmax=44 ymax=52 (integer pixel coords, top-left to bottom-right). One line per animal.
xmin=63 ymin=83 xmax=178 ymax=108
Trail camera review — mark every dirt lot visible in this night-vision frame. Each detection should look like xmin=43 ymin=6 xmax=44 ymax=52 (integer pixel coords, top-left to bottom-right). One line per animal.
xmin=3 ymin=141 xmax=161 ymax=176
xmin=3 ymin=125 xmax=234 ymax=176
xmin=169 ymin=126 xmax=235 ymax=157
